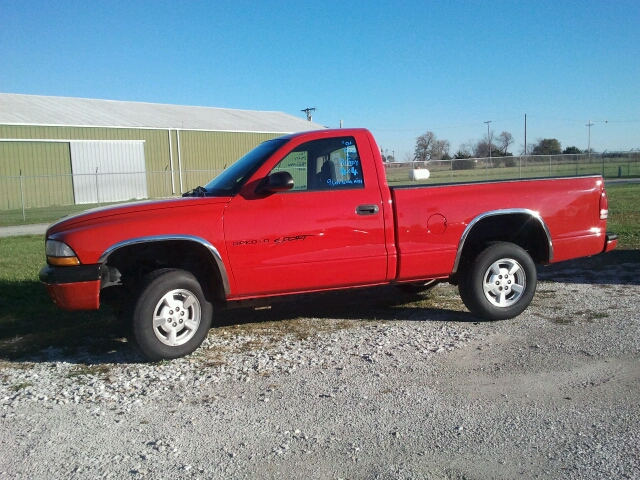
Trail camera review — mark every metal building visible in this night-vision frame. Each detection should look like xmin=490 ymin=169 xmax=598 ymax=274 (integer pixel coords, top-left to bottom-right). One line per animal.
xmin=0 ymin=93 xmax=324 ymax=210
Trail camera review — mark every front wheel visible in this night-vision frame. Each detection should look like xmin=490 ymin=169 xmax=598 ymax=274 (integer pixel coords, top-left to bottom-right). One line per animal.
xmin=129 ymin=269 xmax=213 ymax=361
xmin=458 ymin=242 xmax=536 ymax=320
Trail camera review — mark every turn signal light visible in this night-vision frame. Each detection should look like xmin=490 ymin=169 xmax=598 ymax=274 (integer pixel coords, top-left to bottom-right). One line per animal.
xmin=45 ymin=240 xmax=81 ymax=266
xmin=47 ymin=256 xmax=81 ymax=266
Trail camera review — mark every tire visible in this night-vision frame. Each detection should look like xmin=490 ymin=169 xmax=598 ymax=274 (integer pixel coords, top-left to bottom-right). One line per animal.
xmin=129 ymin=269 xmax=213 ymax=361
xmin=396 ymin=279 xmax=439 ymax=294
xmin=458 ymin=242 xmax=536 ymax=320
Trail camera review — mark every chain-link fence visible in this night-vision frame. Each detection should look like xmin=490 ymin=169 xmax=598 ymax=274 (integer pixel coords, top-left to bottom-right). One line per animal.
xmin=0 ymin=169 xmax=222 ymax=227
xmin=1 ymin=151 xmax=639 ymax=227
xmin=384 ymin=151 xmax=640 ymax=186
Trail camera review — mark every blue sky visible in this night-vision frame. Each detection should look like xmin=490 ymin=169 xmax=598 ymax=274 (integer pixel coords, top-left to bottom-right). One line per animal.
xmin=1 ymin=0 xmax=639 ymax=158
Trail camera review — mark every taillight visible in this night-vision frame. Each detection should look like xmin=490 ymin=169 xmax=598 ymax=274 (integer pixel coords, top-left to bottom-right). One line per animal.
xmin=599 ymin=189 xmax=609 ymax=220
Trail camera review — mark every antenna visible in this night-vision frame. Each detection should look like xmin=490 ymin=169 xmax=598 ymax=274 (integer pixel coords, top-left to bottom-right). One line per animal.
xmin=301 ymin=107 xmax=316 ymax=122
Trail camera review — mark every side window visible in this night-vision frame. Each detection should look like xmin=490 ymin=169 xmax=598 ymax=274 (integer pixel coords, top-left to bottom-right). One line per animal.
xmin=270 ymin=136 xmax=364 ymax=192
xmin=272 ymin=151 xmax=308 ymax=191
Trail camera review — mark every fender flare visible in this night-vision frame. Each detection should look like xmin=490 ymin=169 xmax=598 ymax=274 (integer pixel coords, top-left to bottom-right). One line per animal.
xmin=452 ymin=209 xmax=554 ymax=273
xmin=98 ymin=235 xmax=231 ymax=295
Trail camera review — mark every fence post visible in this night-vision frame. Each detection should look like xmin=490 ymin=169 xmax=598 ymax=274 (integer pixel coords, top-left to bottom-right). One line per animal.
xmin=95 ymin=167 xmax=101 ymax=207
xmin=19 ymin=169 xmax=26 ymax=222
xmin=519 ymin=156 xmax=522 ymax=178
xmin=548 ymin=155 xmax=551 ymax=177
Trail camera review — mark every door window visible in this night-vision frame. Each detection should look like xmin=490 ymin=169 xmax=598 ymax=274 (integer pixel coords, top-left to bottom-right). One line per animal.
xmin=271 ymin=136 xmax=364 ymax=191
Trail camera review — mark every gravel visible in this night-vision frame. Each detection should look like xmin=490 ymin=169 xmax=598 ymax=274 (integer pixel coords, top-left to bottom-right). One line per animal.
xmin=1 ymin=254 xmax=639 ymax=479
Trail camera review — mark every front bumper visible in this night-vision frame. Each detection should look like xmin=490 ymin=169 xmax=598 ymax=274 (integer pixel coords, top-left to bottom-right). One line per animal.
xmin=39 ymin=264 xmax=102 ymax=310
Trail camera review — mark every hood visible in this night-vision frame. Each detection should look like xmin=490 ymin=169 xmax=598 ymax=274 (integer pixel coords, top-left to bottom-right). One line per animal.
xmin=47 ymin=196 xmax=231 ymax=235
xmin=46 ymin=196 xmax=232 ymax=265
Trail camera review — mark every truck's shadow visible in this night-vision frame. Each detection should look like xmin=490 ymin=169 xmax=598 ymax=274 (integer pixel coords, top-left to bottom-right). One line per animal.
xmin=0 ymin=279 xmax=127 ymax=363
xmin=214 ymin=284 xmax=475 ymax=328
xmin=537 ymin=249 xmax=640 ymax=285
xmin=0 ymin=281 xmax=473 ymax=364
xmin=2 ymin=248 xmax=637 ymax=364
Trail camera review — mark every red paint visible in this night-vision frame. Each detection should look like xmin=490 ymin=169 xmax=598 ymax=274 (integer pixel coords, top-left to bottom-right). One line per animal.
xmin=39 ymin=128 xmax=615 ymax=311
xmin=46 ymin=281 xmax=100 ymax=310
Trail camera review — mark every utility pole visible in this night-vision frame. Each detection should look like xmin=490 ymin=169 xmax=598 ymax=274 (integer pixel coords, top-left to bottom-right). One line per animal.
xmin=586 ymin=121 xmax=594 ymax=156
xmin=484 ymin=120 xmax=492 ymax=160
xmin=524 ymin=114 xmax=527 ymax=156
xmin=301 ymin=107 xmax=316 ymax=122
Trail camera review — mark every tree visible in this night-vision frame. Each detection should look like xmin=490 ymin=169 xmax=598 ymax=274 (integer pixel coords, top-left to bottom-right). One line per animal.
xmin=471 ymin=131 xmax=510 ymax=158
xmin=497 ymin=131 xmax=514 ymax=155
xmin=379 ymin=148 xmax=395 ymax=162
xmin=563 ymin=146 xmax=582 ymax=154
xmin=454 ymin=149 xmax=472 ymax=159
xmin=414 ymin=132 xmax=436 ymax=162
xmin=473 ymin=139 xmax=497 ymax=158
xmin=414 ymin=131 xmax=450 ymax=162
xmin=456 ymin=142 xmax=475 ymax=158
xmin=531 ymin=138 xmax=562 ymax=155
xmin=519 ymin=143 xmax=536 ymax=155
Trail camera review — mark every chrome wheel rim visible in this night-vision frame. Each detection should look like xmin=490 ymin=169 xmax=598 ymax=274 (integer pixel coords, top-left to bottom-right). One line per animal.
xmin=482 ymin=258 xmax=526 ymax=307
xmin=152 ymin=289 xmax=201 ymax=346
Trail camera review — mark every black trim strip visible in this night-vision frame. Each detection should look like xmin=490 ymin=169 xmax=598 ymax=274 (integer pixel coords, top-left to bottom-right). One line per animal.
xmin=39 ymin=264 xmax=102 ymax=285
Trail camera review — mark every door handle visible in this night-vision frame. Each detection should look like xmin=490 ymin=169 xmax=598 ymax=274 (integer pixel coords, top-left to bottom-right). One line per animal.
xmin=356 ymin=204 xmax=380 ymax=215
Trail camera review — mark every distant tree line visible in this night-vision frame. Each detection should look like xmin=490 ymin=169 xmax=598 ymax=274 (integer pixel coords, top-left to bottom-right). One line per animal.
xmin=388 ymin=131 xmax=589 ymax=170
xmin=527 ymin=138 xmax=584 ymax=155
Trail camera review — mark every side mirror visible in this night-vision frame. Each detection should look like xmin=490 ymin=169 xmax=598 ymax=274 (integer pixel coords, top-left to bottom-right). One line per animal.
xmin=255 ymin=171 xmax=294 ymax=195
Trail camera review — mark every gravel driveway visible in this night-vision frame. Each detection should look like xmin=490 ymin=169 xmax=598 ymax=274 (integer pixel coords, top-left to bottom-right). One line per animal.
xmin=1 ymin=251 xmax=639 ymax=479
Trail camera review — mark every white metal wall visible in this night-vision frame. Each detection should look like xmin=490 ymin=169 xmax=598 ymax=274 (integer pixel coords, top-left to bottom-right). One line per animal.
xmin=70 ymin=141 xmax=147 ymax=204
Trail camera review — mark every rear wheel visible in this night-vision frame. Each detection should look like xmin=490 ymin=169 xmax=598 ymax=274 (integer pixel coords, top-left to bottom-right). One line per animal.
xmin=129 ymin=269 xmax=212 ymax=360
xmin=458 ymin=242 xmax=536 ymax=320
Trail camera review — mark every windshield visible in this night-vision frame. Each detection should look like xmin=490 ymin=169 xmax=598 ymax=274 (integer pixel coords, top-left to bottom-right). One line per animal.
xmin=204 ymin=138 xmax=289 ymax=195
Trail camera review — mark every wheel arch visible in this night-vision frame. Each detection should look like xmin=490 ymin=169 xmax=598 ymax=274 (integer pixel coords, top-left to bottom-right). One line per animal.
xmin=98 ymin=235 xmax=230 ymax=302
xmin=452 ymin=209 xmax=553 ymax=273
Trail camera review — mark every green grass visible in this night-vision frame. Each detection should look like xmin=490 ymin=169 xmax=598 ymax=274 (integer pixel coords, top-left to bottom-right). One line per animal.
xmin=0 ymin=235 xmax=121 ymax=360
xmin=606 ymin=183 xmax=640 ymax=249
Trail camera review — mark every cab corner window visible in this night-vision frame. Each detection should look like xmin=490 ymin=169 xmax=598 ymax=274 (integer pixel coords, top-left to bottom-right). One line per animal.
xmin=270 ymin=136 xmax=364 ymax=192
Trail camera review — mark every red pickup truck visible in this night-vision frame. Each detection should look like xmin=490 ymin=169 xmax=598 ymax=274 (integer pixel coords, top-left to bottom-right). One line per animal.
xmin=40 ymin=128 xmax=617 ymax=360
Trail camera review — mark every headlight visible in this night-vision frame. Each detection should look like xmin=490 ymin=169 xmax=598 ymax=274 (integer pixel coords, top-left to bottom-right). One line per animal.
xmin=46 ymin=240 xmax=80 ymax=266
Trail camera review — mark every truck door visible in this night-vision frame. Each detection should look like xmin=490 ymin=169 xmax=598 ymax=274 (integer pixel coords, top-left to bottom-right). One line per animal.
xmin=223 ymin=133 xmax=388 ymax=296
